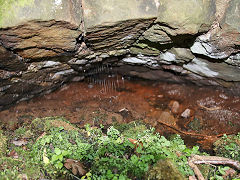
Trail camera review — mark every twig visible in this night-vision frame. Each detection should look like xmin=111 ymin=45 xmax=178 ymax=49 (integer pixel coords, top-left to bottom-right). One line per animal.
xmin=188 ymin=155 xmax=240 ymax=180
xmin=198 ymin=104 xmax=221 ymax=111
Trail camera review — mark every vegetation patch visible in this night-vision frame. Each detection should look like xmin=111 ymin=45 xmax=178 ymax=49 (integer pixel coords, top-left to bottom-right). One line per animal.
xmin=0 ymin=117 xmax=239 ymax=179
xmin=214 ymin=133 xmax=240 ymax=162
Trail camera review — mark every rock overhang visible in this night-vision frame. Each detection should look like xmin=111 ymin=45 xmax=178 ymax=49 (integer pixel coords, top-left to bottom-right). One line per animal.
xmin=0 ymin=0 xmax=240 ymax=110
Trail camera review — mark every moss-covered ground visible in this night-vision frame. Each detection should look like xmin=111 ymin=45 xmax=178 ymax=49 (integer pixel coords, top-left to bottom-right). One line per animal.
xmin=0 ymin=117 xmax=239 ymax=180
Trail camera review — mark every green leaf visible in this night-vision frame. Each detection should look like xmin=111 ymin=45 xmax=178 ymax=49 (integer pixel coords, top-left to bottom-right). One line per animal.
xmin=131 ymin=155 xmax=138 ymax=164
xmin=106 ymin=170 xmax=114 ymax=179
xmin=61 ymin=150 xmax=69 ymax=156
xmin=51 ymin=154 xmax=58 ymax=162
xmin=57 ymin=154 xmax=63 ymax=161
xmin=192 ymin=146 xmax=199 ymax=153
xmin=55 ymin=161 xmax=63 ymax=169
xmin=215 ymin=175 xmax=224 ymax=180
xmin=136 ymin=146 xmax=143 ymax=153
xmin=178 ymin=145 xmax=186 ymax=151
xmin=45 ymin=136 xmax=51 ymax=144
xmin=112 ymin=177 xmax=118 ymax=180
xmin=119 ymin=175 xmax=126 ymax=180
xmin=54 ymin=148 xmax=61 ymax=155
xmin=218 ymin=166 xmax=230 ymax=175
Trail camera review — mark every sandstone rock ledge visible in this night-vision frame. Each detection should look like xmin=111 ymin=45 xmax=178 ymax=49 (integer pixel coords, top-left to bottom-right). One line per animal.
xmin=0 ymin=0 xmax=240 ymax=110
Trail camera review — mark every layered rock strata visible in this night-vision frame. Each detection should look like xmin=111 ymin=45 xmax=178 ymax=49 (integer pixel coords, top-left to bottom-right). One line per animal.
xmin=0 ymin=0 xmax=240 ymax=110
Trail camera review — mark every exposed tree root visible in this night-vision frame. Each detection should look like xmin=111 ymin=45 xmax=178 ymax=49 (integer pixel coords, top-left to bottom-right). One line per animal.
xmin=157 ymin=121 xmax=231 ymax=139
xmin=188 ymin=155 xmax=240 ymax=180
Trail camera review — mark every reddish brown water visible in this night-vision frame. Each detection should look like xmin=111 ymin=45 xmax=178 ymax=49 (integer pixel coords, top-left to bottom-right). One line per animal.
xmin=0 ymin=76 xmax=240 ymax=149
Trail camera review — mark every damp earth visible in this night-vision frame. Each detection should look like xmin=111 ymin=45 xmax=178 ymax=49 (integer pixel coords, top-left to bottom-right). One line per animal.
xmin=0 ymin=75 xmax=240 ymax=150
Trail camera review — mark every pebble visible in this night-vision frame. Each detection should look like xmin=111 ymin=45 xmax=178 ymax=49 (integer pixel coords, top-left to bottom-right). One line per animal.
xmin=181 ymin=109 xmax=191 ymax=118
xmin=169 ymin=100 xmax=180 ymax=114
xmin=158 ymin=111 xmax=176 ymax=126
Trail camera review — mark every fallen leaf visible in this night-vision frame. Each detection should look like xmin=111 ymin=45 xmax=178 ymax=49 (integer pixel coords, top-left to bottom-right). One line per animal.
xmin=176 ymin=151 xmax=182 ymax=157
xmin=17 ymin=174 xmax=28 ymax=180
xmin=43 ymin=148 xmax=50 ymax=164
xmin=8 ymin=150 xmax=19 ymax=159
xmin=12 ymin=139 xmax=28 ymax=146
xmin=128 ymin=138 xmax=143 ymax=148
xmin=64 ymin=159 xmax=87 ymax=176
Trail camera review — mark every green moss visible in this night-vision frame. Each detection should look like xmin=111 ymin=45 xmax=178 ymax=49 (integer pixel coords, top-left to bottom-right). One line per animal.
xmin=31 ymin=116 xmax=78 ymax=133
xmin=121 ymin=122 xmax=148 ymax=139
xmin=1 ymin=116 xmax=239 ymax=179
xmin=148 ymin=159 xmax=186 ymax=180
xmin=130 ymin=42 xmax=160 ymax=56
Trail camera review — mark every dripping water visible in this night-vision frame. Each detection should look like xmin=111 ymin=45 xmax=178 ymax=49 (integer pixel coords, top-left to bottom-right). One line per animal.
xmin=84 ymin=63 xmax=125 ymax=94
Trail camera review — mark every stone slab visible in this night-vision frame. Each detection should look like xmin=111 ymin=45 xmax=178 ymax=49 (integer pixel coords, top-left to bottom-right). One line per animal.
xmin=183 ymin=58 xmax=240 ymax=81
xmin=0 ymin=0 xmax=82 ymax=28
xmin=83 ymin=0 xmax=159 ymax=28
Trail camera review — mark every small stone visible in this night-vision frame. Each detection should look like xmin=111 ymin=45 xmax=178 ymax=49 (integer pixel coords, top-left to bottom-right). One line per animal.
xmin=219 ymin=93 xmax=228 ymax=100
xmin=181 ymin=109 xmax=191 ymax=118
xmin=71 ymin=76 xmax=84 ymax=82
xmin=43 ymin=61 xmax=61 ymax=68
xmin=88 ymin=84 xmax=94 ymax=89
xmin=169 ymin=100 xmax=180 ymax=114
xmin=12 ymin=139 xmax=28 ymax=146
xmin=158 ymin=111 xmax=176 ymax=126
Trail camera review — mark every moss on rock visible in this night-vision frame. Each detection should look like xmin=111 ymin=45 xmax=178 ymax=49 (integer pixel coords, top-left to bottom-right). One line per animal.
xmin=148 ymin=159 xmax=185 ymax=180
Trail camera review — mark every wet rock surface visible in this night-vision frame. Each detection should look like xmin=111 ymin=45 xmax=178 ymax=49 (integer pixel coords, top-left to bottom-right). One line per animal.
xmin=156 ymin=0 xmax=216 ymax=35
xmin=0 ymin=20 xmax=79 ymax=60
xmin=0 ymin=0 xmax=240 ymax=123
